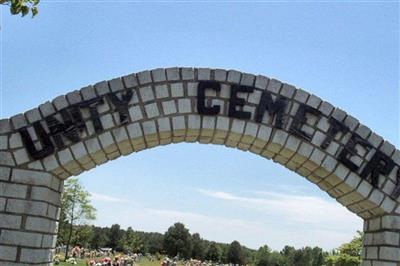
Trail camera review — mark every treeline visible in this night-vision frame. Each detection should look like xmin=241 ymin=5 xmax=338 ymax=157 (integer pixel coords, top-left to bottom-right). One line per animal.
xmin=57 ymin=221 xmax=361 ymax=266
xmin=58 ymin=179 xmax=362 ymax=265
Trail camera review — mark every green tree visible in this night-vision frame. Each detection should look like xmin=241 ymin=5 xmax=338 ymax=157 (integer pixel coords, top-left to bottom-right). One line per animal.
xmin=325 ymin=232 xmax=362 ymax=266
xmin=108 ymin=224 xmax=124 ymax=251
xmin=163 ymin=222 xmax=192 ymax=258
xmin=90 ymin=226 xmax=110 ymax=249
xmin=191 ymin=233 xmax=206 ymax=260
xmin=139 ymin=232 xmax=164 ymax=254
xmin=205 ymin=242 xmax=221 ymax=262
xmin=71 ymin=225 xmax=93 ymax=248
xmin=255 ymin=245 xmax=272 ymax=266
xmin=1 ymin=0 xmax=39 ymax=17
xmin=227 ymin=240 xmax=245 ymax=265
xmin=120 ymin=227 xmax=143 ymax=253
xmin=59 ymin=178 xmax=96 ymax=260
xmin=280 ymin=245 xmax=296 ymax=266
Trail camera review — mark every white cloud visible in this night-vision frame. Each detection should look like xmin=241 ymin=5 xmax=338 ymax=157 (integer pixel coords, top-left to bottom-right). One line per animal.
xmin=90 ymin=192 xmax=129 ymax=203
xmin=197 ymin=189 xmax=362 ymax=230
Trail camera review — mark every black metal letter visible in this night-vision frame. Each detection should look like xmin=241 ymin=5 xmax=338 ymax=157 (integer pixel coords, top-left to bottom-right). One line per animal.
xmin=338 ymin=134 xmax=372 ymax=172
xmin=108 ymin=89 xmax=133 ymax=124
xmin=289 ymin=104 xmax=321 ymax=141
xmin=197 ymin=81 xmax=221 ymax=115
xmin=320 ymin=118 xmax=349 ymax=149
xmin=228 ymin=85 xmax=254 ymax=119
xmin=45 ymin=107 xmax=86 ymax=149
xmin=79 ymin=98 xmax=105 ymax=133
xmin=19 ymin=122 xmax=55 ymax=160
xmin=359 ymin=150 xmax=395 ymax=188
xmin=254 ymin=91 xmax=287 ymax=128
xmin=391 ymin=169 xmax=400 ymax=199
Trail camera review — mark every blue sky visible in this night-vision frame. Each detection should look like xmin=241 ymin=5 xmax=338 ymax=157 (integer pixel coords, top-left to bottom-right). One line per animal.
xmin=2 ymin=1 xmax=399 ymax=250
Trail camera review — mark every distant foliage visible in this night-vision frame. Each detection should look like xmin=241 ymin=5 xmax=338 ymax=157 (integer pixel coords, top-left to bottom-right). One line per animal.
xmin=227 ymin=241 xmax=245 ymax=265
xmin=163 ymin=222 xmax=193 ymax=258
xmin=325 ymin=231 xmax=363 ymax=266
xmin=120 ymin=227 xmax=143 ymax=253
xmin=1 ymin=0 xmax=39 ymax=17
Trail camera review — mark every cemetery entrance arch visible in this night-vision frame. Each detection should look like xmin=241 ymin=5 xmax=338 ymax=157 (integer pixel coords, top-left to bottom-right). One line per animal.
xmin=0 ymin=67 xmax=399 ymax=265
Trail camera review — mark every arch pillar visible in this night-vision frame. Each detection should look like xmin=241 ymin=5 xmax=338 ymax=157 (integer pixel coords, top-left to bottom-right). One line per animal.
xmin=362 ymin=215 xmax=400 ymax=265
xmin=0 ymin=167 xmax=63 ymax=265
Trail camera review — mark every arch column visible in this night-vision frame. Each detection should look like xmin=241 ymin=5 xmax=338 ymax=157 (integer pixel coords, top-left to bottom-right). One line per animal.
xmin=0 ymin=166 xmax=63 ymax=265
xmin=362 ymin=215 xmax=400 ymax=265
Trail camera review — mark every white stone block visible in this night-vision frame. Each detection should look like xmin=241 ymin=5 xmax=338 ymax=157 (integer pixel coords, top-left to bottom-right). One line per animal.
xmin=0 ymin=182 xmax=27 ymax=198
xmin=255 ymin=75 xmax=269 ymax=90
xmin=31 ymin=186 xmax=61 ymax=205
xmin=0 ymin=151 xmax=15 ymax=166
xmin=214 ymin=69 xmax=226 ymax=82
xmin=267 ymin=79 xmax=282 ymax=94
xmin=151 ymin=68 xmax=166 ymax=82
xmin=171 ymin=83 xmax=184 ymax=97
xmin=137 ymin=71 xmax=152 ymax=85
xmin=127 ymin=123 xmax=143 ymax=139
xmin=142 ymin=120 xmax=157 ymax=135
xmin=13 ymin=148 xmax=30 ymax=165
xmin=100 ymin=113 xmax=115 ymax=129
xmin=0 ymin=230 xmax=43 ymax=247
xmin=369 ymin=190 xmax=384 ymax=206
xmin=382 ymin=215 xmax=400 ymax=229
xmin=198 ymin=68 xmax=211 ymax=80
xmin=227 ymin=70 xmax=241 ymax=83
xmin=11 ymin=114 xmax=27 ymax=130
xmin=0 ymin=213 xmax=22 ymax=229
xmin=332 ymin=108 xmax=347 ymax=122
xmin=123 ymin=73 xmax=138 ymax=88
xmin=379 ymin=247 xmax=400 ymax=261
xmin=20 ymin=248 xmax=52 ymax=263
xmin=181 ymin=67 xmax=195 ymax=80
xmin=280 ymin=84 xmax=296 ymax=98
xmin=52 ymin=95 xmax=69 ymax=111
xmin=257 ymin=125 xmax=272 ymax=142
xmin=129 ymin=105 xmax=143 ymax=122
xmin=145 ymin=103 xmax=160 ymax=118
xmin=178 ymin=99 xmax=191 ymax=113
xmin=6 ymin=198 xmax=48 ymax=217
xmin=240 ymin=73 xmax=255 ymax=86
xmin=94 ymin=81 xmax=110 ymax=95
xmin=42 ymin=154 xmax=60 ymax=172
xmin=231 ymin=120 xmax=245 ymax=135
xmin=166 ymin=67 xmax=180 ymax=81
xmin=0 ymin=245 xmax=17 ymax=261
xmin=109 ymin=78 xmax=124 ymax=92
xmin=25 ymin=216 xmax=57 ymax=233
xmin=0 ymin=135 xmax=8 ymax=150
xmin=155 ymin=84 xmax=169 ymax=99
xmin=25 ymin=108 xmax=42 ymax=123
xmin=80 ymin=85 xmax=97 ymax=100
xmin=98 ymin=132 xmax=117 ymax=153
xmin=187 ymin=82 xmax=198 ymax=96
xmin=139 ymin=86 xmax=155 ymax=102
xmin=162 ymin=100 xmax=177 ymax=115
xmin=172 ymin=116 xmax=186 ymax=131
xmin=293 ymin=89 xmax=309 ymax=103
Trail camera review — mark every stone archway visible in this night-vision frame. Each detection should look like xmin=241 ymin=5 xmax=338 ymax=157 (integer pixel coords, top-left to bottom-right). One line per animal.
xmin=0 ymin=67 xmax=399 ymax=265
